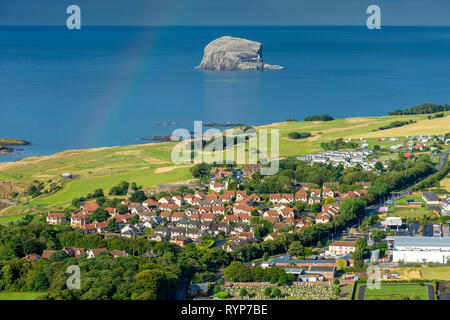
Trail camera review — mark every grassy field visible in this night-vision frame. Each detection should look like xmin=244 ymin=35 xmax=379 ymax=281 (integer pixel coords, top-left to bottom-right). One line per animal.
xmin=441 ymin=174 xmax=450 ymax=192
xmin=0 ymin=292 xmax=46 ymax=300
xmin=388 ymin=267 xmax=450 ymax=281
xmin=0 ymin=214 xmax=26 ymax=225
xmin=364 ymin=284 xmax=429 ymax=300
xmin=0 ymin=113 xmax=448 ymax=217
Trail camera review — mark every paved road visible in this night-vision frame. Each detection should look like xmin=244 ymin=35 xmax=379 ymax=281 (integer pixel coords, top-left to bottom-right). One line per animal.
xmin=438 ymin=151 xmax=449 ymax=171
xmin=357 ymin=283 xmax=435 ymax=300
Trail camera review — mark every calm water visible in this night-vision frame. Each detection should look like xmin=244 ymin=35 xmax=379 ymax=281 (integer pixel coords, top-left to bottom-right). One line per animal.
xmin=1 ymin=26 xmax=450 ymax=161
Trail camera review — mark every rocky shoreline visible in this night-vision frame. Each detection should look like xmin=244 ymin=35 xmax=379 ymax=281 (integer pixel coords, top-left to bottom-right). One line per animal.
xmin=0 ymin=139 xmax=31 ymax=155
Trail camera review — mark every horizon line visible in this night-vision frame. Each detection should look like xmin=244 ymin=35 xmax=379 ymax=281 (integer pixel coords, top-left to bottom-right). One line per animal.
xmin=1 ymin=24 xmax=450 ymax=27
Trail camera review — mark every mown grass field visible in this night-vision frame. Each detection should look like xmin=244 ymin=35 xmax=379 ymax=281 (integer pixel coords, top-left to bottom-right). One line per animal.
xmin=0 ymin=113 xmax=448 ymax=217
xmin=364 ymin=284 xmax=429 ymax=300
xmin=388 ymin=267 xmax=450 ymax=281
xmin=0 ymin=292 xmax=46 ymax=300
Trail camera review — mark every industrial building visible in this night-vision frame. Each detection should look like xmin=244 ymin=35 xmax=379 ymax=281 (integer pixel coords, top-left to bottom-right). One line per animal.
xmin=392 ymin=236 xmax=450 ymax=263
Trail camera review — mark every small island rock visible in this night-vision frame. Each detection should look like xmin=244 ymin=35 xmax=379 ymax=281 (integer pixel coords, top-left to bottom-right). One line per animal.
xmin=195 ymin=36 xmax=284 ymax=71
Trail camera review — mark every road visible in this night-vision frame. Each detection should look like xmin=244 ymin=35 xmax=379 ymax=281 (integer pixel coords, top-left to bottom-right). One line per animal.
xmin=438 ymin=151 xmax=449 ymax=171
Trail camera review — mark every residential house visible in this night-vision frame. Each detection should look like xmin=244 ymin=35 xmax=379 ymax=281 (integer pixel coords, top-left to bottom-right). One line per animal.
xmin=47 ymin=213 xmax=66 ymax=225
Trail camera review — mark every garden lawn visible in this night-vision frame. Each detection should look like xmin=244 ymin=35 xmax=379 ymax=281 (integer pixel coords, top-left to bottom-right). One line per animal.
xmin=364 ymin=284 xmax=429 ymax=300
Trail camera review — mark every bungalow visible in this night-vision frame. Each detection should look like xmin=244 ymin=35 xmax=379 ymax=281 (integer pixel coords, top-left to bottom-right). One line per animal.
xmin=25 ymin=253 xmax=41 ymax=264
xmin=209 ymin=182 xmax=225 ymax=193
xmin=149 ymin=232 xmax=168 ymax=242
xmin=310 ymin=189 xmax=321 ymax=197
xmin=308 ymin=196 xmax=321 ymax=205
xmin=269 ymin=193 xmax=282 ymax=203
xmin=63 ymin=247 xmax=85 ymax=259
xmin=280 ymin=194 xmax=294 ymax=204
xmin=219 ymin=194 xmax=232 ymax=203
xmin=279 ymin=207 xmax=295 ymax=219
xmin=158 ymin=196 xmax=172 ymax=204
xmin=86 ymin=248 xmax=109 ymax=259
xmin=295 ymin=190 xmax=308 ymax=202
xmin=170 ymin=235 xmax=192 ymax=246
xmin=322 ymin=188 xmax=334 ymax=198
xmin=233 ymin=204 xmax=255 ymax=215
xmin=315 ymin=212 xmax=331 ymax=224
xmin=80 ymin=224 xmax=97 ymax=234
xmin=264 ymin=233 xmax=280 ymax=241
xmin=222 ymin=214 xmax=239 ymax=223
xmin=142 ymin=198 xmax=158 ymax=208
xmin=47 ymin=213 xmax=66 ymax=225
xmin=172 ymin=195 xmax=184 ymax=206
xmin=199 ymin=206 xmax=211 ymax=214
xmin=171 ymin=211 xmax=186 ymax=222
xmin=239 ymin=232 xmax=254 ymax=240
xmin=41 ymin=250 xmax=56 ymax=260
xmin=110 ymin=250 xmax=127 ymax=258
xmin=105 ymin=207 xmax=117 ymax=216
xmin=212 ymin=205 xmax=226 ymax=215
xmin=159 ymin=211 xmax=172 ymax=221
xmin=249 ymin=193 xmax=261 ymax=202
xmin=80 ymin=201 xmax=99 ymax=214
xmin=235 ymin=191 xmax=247 ymax=202
xmin=189 ymin=213 xmax=201 ymax=221
xmin=236 ymin=213 xmax=251 ymax=224
xmin=200 ymin=213 xmax=215 ymax=222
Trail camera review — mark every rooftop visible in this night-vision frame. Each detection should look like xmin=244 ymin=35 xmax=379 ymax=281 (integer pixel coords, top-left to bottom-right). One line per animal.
xmin=394 ymin=236 xmax=450 ymax=248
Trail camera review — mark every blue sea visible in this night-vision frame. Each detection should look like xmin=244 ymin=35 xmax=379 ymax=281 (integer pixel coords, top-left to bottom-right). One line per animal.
xmin=1 ymin=26 xmax=450 ymax=161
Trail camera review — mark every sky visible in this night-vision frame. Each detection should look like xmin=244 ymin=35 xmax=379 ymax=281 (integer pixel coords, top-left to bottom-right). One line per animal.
xmin=0 ymin=0 xmax=449 ymax=26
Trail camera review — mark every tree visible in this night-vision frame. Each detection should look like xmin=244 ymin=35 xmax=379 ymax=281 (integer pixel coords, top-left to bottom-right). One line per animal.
xmin=278 ymin=273 xmax=287 ymax=285
xmin=295 ymin=202 xmax=306 ymax=213
xmin=334 ymin=286 xmax=341 ymax=296
xmin=239 ymin=288 xmax=248 ymax=297
xmin=288 ymin=241 xmax=304 ymax=258
xmin=272 ymin=288 xmax=281 ymax=297
xmin=375 ymin=161 xmax=383 ymax=171
xmin=130 ymin=190 xmax=147 ymax=203
xmin=333 ymin=279 xmax=340 ymax=285
xmin=109 ymin=181 xmax=129 ymax=196
xmin=264 ymin=287 xmax=272 ymax=297
xmin=116 ymin=204 xmax=129 ymax=214
xmin=92 ymin=189 xmax=104 ymax=198
xmin=190 ymin=164 xmax=210 ymax=178
xmin=90 ymin=208 xmax=110 ymax=222
xmin=107 ymin=219 xmax=120 ymax=233
xmin=129 ymin=216 xmax=140 ymax=226
xmin=49 ymin=250 xmax=70 ymax=262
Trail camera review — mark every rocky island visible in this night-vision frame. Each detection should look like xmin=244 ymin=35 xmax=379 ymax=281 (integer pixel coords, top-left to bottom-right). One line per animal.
xmin=195 ymin=36 xmax=284 ymax=71
xmin=0 ymin=138 xmax=31 ymax=154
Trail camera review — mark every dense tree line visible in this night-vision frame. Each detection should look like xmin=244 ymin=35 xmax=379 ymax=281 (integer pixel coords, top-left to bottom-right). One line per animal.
xmin=320 ymin=138 xmax=359 ymax=151
xmin=304 ymin=114 xmax=334 ymax=121
xmin=388 ymin=103 xmax=450 ymax=115
xmin=288 ymin=132 xmax=312 ymax=139
xmin=378 ymin=120 xmax=416 ymax=131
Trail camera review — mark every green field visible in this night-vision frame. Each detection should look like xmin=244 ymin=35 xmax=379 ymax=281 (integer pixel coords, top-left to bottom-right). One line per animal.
xmin=364 ymin=284 xmax=429 ymax=300
xmin=0 ymin=113 xmax=448 ymax=217
xmin=0 ymin=214 xmax=26 ymax=225
xmin=0 ymin=292 xmax=46 ymax=300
